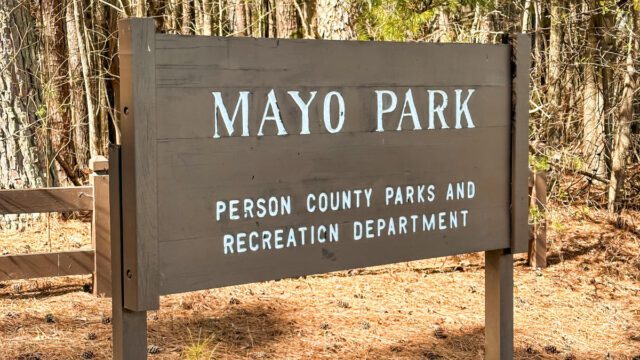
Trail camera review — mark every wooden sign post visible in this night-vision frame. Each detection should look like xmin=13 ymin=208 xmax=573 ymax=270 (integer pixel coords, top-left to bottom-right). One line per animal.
xmin=111 ymin=18 xmax=529 ymax=359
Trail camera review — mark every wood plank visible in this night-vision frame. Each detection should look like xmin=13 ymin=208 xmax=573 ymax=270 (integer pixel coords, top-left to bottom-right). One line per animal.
xmin=0 ymin=186 xmax=93 ymax=215
xmin=118 ymin=18 xmax=160 ymax=311
xmin=154 ymin=35 xmax=510 ymax=141
xmin=0 ymin=250 xmax=94 ymax=281
xmin=89 ymin=156 xmax=109 ymax=173
xmin=93 ymin=174 xmax=112 ymax=296
xmin=155 ymin=34 xmax=511 ymax=88
xmin=510 ymin=34 xmax=531 ymax=254
xmin=485 ymin=249 xmax=514 ymax=359
xmin=155 ymin=86 xmax=510 ymax=141
xmin=109 ymin=144 xmax=148 ymax=359
xmin=156 ymin=130 xmax=510 ymax=295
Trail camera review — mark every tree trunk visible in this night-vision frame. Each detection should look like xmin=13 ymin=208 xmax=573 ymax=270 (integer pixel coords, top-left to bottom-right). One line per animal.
xmin=266 ymin=0 xmax=276 ymax=37
xmin=195 ymin=0 xmax=203 ymax=34
xmin=316 ymin=0 xmax=355 ymax=40
xmin=217 ymin=0 xmax=223 ymax=36
xmin=608 ymin=8 xmax=638 ymax=212
xmin=72 ymin=0 xmax=99 ymax=159
xmin=437 ymin=7 xmax=454 ymax=42
xmin=66 ymin=0 xmax=89 ymax=175
xmin=521 ymin=0 xmax=532 ymax=32
xmin=297 ymin=0 xmax=316 ymax=38
xmin=547 ymin=0 xmax=564 ymax=145
xmin=42 ymin=0 xmax=81 ymax=185
xmin=0 ymin=0 xmax=47 ymax=190
xmin=582 ymin=2 xmax=607 ymax=179
xmin=181 ymin=0 xmax=192 ymax=35
xmin=164 ymin=0 xmax=179 ymax=33
xmin=135 ymin=0 xmax=146 ymax=17
xmin=202 ymin=0 xmax=213 ymax=35
xmin=229 ymin=0 xmax=248 ymax=36
xmin=276 ymin=0 xmax=298 ymax=38
xmin=92 ymin=0 xmax=111 ymax=155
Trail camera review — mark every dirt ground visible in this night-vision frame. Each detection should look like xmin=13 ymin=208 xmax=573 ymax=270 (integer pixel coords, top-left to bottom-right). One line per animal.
xmin=1 ymin=205 xmax=639 ymax=359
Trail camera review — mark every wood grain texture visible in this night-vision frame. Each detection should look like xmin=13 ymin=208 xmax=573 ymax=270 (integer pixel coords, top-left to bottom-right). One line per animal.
xmin=92 ymin=174 xmax=112 ymax=296
xmin=510 ymin=34 xmax=531 ymax=254
xmin=144 ymin=34 xmax=515 ymax=296
xmin=154 ymin=35 xmax=510 ymax=140
xmin=89 ymin=156 xmax=109 ymax=172
xmin=529 ymin=171 xmax=547 ymax=268
xmin=155 ymin=35 xmax=510 ymax=88
xmin=485 ymin=249 xmax=514 ymax=359
xmin=109 ymin=145 xmax=148 ymax=359
xmin=118 ymin=18 xmax=159 ymax=311
xmin=0 ymin=186 xmax=93 ymax=214
xmin=157 ymin=129 xmax=510 ymax=294
xmin=0 ymin=250 xmax=94 ymax=280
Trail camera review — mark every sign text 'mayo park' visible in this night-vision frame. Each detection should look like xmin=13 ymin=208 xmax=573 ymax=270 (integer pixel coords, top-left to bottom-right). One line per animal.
xmin=117 ymin=19 xmax=529 ymax=314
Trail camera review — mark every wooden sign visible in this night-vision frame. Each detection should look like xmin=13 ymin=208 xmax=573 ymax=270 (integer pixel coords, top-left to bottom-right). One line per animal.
xmin=111 ymin=18 xmax=529 ymax=360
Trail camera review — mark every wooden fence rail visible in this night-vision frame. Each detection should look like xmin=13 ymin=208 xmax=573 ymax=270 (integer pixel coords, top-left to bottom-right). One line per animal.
xmin=0 ymin=156 xmax=111 ymax=296
xmin=0 ymin=187 xmax=93 ymax=214
xmin=0 ymin=250 xmax=94 ymax=281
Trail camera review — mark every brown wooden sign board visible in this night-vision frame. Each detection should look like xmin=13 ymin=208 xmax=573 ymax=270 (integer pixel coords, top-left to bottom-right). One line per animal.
xmin=112 ymin=18 xmax=529 ymax=360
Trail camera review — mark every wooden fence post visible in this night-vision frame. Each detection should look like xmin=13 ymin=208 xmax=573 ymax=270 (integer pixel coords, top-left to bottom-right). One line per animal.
xmin=90 ymin=156 xmax=111 ymax=296
xmin=485 ymin=249 xmax=514 ymax=359
xmin=110 ymin=145 xmax=148 ymax=359
xmin=529 ymin=171 xmax=547 ymax=268
xmin=485 ymin=32 xmax=529 ymax=360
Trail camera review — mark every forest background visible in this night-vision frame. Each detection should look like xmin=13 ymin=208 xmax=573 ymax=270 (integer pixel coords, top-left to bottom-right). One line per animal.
xmin=1 ymin=0 xmax=639 ymax=222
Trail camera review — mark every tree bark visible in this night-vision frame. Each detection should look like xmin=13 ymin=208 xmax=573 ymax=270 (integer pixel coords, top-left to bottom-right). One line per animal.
xmin=72 ymin=0 xmax=99 ymax=159
xmin=193 ymin=0 xmax=205 ymax=35
xmin=0 ymin=0 xmax=47 ymax=190
xmin=41 ymin=0 xmax=80 ymax=185
xmin=135 ymin=0 xmax=146 ymax=17
xmin=94 ymin=0 xmax=111 ymax=155
xmin=295 ymin=0 xmax=316 ymax=38
xmin=229 ymin=0 xmax=248 ymax=36
xmin=608 ymin=8 xmax=638 ymax=212
xmin=316 ymin=0 xmax=355 ymax=40
xmin=521 ymin=0 xmax=532 ymax=33
xmin=164 ymin=0 xmax=179 ymax=33
xmin=181 ymin=0 xmax=192 ymax=35
xmin=202 ymin=0 xmax=213 ymax=35
xmin=266 ymin=0 xmax=276 ymax=37
xmin=547 ymin=0 xmax=564 ymax=145
xmin=66 ymin=0 xmax=89 ymax=176
xmin=276 ymin=0 xmax=299 ymax=38
xmin=582 ymin=1 xmax=607 ymax=179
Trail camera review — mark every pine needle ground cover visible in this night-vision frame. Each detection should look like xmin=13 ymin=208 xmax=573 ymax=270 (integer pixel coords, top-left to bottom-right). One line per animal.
xmin=1 ymin=206 xmax=639 ymax=359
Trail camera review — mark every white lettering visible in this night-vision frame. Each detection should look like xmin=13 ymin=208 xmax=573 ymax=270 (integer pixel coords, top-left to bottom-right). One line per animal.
xmin=455 ymin=89 xmax=475 ymax=128
xmin=375 ymin=90 xmax=397 ymax=132
xmin=212 ymin=91 xmax=250 ymax=138
xmin=397 ymin=89 xmax=421 ymax=130
xmin=258 ymin=89 xmax=287 ymax=136
xmin=288 ymin=91 xmax=317 ymax=135
xmin=323 ymin=91 xmax=346 ymax=133
xmin=428 ymin=90 xmax=449 ymax=129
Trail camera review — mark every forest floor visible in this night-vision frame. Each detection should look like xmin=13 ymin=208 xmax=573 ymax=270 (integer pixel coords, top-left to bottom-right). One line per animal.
xmin=0 ymin=205 xmax=639 ymax=359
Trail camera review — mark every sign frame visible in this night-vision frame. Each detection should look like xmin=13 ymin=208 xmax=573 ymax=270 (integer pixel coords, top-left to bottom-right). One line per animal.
xmin=110 ymin=18 xmax=530 ymax=360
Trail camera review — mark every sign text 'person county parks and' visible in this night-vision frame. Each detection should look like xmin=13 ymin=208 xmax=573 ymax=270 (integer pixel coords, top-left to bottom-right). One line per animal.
xmin=112 ymin=18 xmax=529 ymax=359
